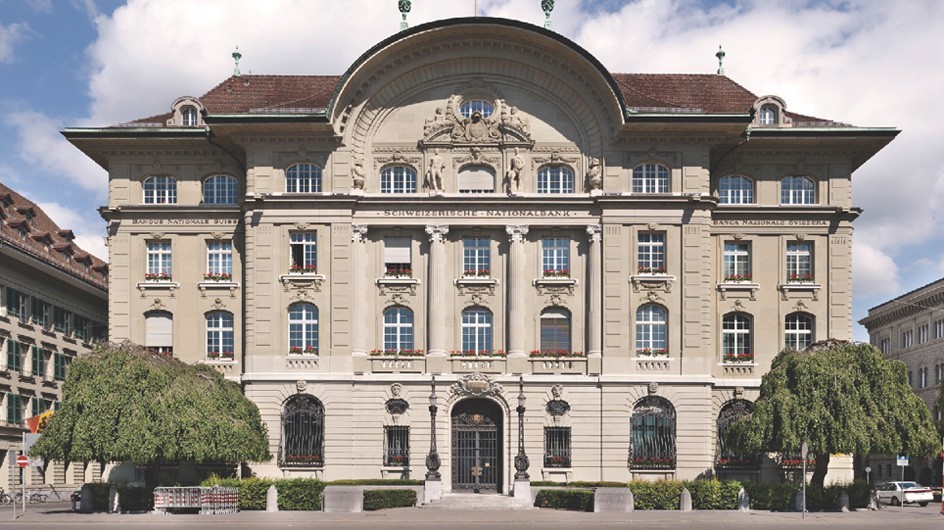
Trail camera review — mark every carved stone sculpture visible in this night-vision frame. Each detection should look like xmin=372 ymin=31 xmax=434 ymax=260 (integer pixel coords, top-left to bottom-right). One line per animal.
xmin=504 ymin=147 xmax=524 ymax=193
xmin=586 ymin=157 xmax=602 ymax=190
xmin=351 ymin=159 xmax=365 ymax=190
xmin=425 ymin=149 xmax=445 ymax=191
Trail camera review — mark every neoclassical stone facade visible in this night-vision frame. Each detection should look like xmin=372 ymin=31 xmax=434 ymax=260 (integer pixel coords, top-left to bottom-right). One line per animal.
xmin=67 ymin=18 xmax=894 ymax=491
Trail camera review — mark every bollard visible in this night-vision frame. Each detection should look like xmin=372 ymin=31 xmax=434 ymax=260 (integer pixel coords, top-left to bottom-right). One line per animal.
xmin=627 ymin=488 xmax=634 ymax=512
xmin=868 ymin=489 xmax=880 ymax=511
xmin=266 ymin=484 xmax=278 ymax=512
xmin=794 ymin=490 xmax=805 ymax=512
xmin=108 ymin=484 xmax=119 ymax=514
xmin=737 ymin=487 xmax=749 ymax=512
xmin=679 ymin=487 xmax=692 ymax=512
xmin=839 ymin=489 xmax=849 ymax=512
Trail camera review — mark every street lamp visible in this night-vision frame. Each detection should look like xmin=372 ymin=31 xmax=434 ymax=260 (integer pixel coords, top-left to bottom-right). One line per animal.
xmin=514 ymin=376 xmax=530 ymax=480
xmin=425 ymin=376 xmax=441 ymax=481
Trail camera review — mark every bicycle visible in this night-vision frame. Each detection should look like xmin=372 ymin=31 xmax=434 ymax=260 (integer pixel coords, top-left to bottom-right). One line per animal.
xmin=0 ymin=488 xmax=13 ymax=505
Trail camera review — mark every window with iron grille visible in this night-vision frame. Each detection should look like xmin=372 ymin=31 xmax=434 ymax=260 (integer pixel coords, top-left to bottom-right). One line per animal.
xmin=544 ymin=427 xmax=571 ymax=468
xmin=716 ymin=400 xmax=760 ymax=470
xmin=281 ymin=394 xmax=324 ymax=467
xmin=384 ymin=425 xmax=410 ymax=466
xmin=630 ymin=396 xmax=676 ymax=469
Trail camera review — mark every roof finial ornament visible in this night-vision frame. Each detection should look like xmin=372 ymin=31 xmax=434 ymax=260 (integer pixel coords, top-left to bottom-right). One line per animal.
xmin=232 ymin=46 xmax=242 ymax=77
xmin=399 ymin=1 xmax=411 ymax=31
xmin=542 ymin=0 xmax=555 ymax=30
xmin=715 ymin=44 xmax=725 ymax=75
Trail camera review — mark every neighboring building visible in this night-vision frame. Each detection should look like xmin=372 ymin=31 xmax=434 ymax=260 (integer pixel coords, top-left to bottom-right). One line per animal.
xmin=65 ymin=18 xmax=894 ymax=490
xmin=0 ymin=182 xmax=108 ymax=489
xmin=859 ymin=279 xmax=944 ymax=485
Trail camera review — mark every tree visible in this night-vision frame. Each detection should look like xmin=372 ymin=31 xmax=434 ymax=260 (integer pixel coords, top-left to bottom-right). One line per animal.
xmin=727 ymin=339 xmax=938 ymax=487
xmin=31 ymin=342 xmax=270 ymax=485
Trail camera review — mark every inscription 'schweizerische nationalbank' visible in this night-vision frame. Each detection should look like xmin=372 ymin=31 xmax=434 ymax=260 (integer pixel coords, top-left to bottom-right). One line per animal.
xmin=382 ymin=209 xmax=573 ymax=217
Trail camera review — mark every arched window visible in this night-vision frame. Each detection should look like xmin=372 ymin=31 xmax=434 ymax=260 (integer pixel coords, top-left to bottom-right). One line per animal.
xmin=784 ymin=313 xmax=814 ymax=351
xmin=203 ymin=175 xmax=238 ymax=205
xmin=286 ymin=163 xmax=322 ymax=193
xmin=383 ymin=306 xmax=414 ymax=353
xmin=759 ymin=105 xmax=778 ymax=125
xmin=461 ymin=307 xmax=493 ymax=353
xmin=632 ymin=163 xmax=669 ymax=194
xmin=717 ymin=175 xmax=754 ymax=204
xmin=459 ymin=99 xmax=494 ymax=118
xmin=630 ymin=396 xmax=676 ymax=469
xmin=143 ymin=176 xmax=177 ymax=204
xmin=716 ymin=400 xmax=760 ymax=470
xmin=181 ymin=105 xmax=198 ymax=127
xmin=635 ymin=304 xmax=667 ymax=356
xmin=281 ymin=394 xmax=324 ymax=467
xmin=539 ymin=307 xmax=571 ymax=354
xmin=722 ymin=313 xmax=752 ymax=363
xmin=205 ymin=311 xmax=234 ymax=360
xmin=780 ymin=176 xmax=816 ymax=205
xmin=537 ymin=166 xmax=574 ymax=194
xmin=380 ymin=166 xmax=417 ymax=194
xmin=288 ymin=303 xmax=319 ymax=355
xmin=458 ymin=165 xmax=495 ymax=193
xmin=145 ymin=311 xmax=173 ymax=355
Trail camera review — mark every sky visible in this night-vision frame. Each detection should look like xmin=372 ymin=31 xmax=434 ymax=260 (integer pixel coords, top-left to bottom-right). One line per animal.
xmin=0 ymin=0 xmax=942 ymax=340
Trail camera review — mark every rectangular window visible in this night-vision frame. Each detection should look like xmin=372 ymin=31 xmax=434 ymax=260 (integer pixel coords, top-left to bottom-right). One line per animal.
xmin=146 ymin=241 xmax=172 ymax=280
xmin=920 ymin=367 xmax=928 ymax=388
xmin=31 ymin=397 xmax=52 ymax=417
xmin=462 ymin=237 xmax=491 ymax=276
xmin=206 ymin=241 xmax=233 ymax=279
xmin=880 ymin=337 xmax=889 ymax=355
xmin=935 ymin=319 xmax=944 ymax=339
xmin=722 ymin=242 xmax=750 ymax=281
xmin=786 ymin=242 xmax=813 ymax=281
xmin=902 ymin=329 xmax=913 ymax=349
xmin=74 ymin=315 xmax=88 ymax=341
xmin=54 ymin=306 xmax=72 ymax=335
xmin=541 ymin=238 xmax=570 ymax=277
xmin=637 ymin=233 xmax=666 ymax=274
xmin=6 ymin=393 xmax=22 ymax=426
xmin=54 ymin=352 xmax=69 ymax=381
xmin=383 ymin=237 xmax=412 ymax=276
xmin=31 ymin=346 xmax=46 ymax=378
xmin=31 ymin=297 xmax=49 ymax=327
xmin=5 ymin=287 xmax=28 ymax=321
xmin=6 ymin=340 xmax=21 ymax=373
xmin=544 ymin=427 xmax=572 ymax=468
xmin=384 ymin=425 xmax=409 ymax=466
xmin=918 ymin=324 xmax=929 ymax=344
xmin=289 ymin=232 xmax=317 ymax=273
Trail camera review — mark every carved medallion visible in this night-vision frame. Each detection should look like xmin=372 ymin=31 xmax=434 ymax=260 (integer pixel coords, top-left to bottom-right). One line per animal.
xmin=546 ymin=399 xmax=570 ymax=417
xmin=450 ymin=373 xmax=504 ymax=398
xmin=385 ymin=398 xmax=409 ymax=416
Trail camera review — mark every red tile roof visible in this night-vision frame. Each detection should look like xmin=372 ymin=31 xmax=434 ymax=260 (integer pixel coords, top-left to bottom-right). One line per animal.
xmin=122 ymin=73 xmax=837 ymax=126
xmin=0 ymin=181 xmax=108 ymax=291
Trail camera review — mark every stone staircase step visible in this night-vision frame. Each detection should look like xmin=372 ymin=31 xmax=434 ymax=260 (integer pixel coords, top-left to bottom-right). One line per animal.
xmin=421 ymin=492 xmax=534 ymax=510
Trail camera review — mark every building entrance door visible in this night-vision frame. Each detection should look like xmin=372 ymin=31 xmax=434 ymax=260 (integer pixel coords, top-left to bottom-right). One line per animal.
xmin=451 ymin=398 xmax=503 ymax=493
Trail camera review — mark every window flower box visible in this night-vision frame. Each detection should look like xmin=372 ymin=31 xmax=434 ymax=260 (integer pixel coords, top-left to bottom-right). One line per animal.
xmin=370 ymin=349 xmax=425 ymax=357
xmin=289 ymin=264 xmax=317 ymax=274
xmin=629 ymin=456 xmax=676 ymax=469
xmin=637 ymin=266 xmax=667 ymax=275
xmin=207 ymin=351 xmax=234 ymax=361
xmin=542 ymin=269 xmax=571 ymax=278
xmin=284 ymin=454 xmax=323 ymax=466
xmin=203 ymin=272 xmax=232 ymax=282
xmin=289 ymin=345 xmax=318 ymax=355
xmin=384 ymin=265 xmax=412 ymax=278
xmin=723 ymin=352 xmax=754 ymax=363
xmin=716 ymin=455 xmax=761 ymax=469
xmin=386 ymin=455 xmax=409 ymax=466
xmin=449 ymin=349 xmax=506 ymax=358
xmin=723 ymin=274 xmax=752 ymax=282
xmin=544 ymin=456 xmax=571 ymax=468
xmin=529 ymin=350 xmax=586 ymax=358
xmin=463 ymin=268 xmax=491 ymax=277
xmin=779 ymin=455 xmax=815 ymax=469
xmin=636 ymin=348 xmax=668 ymax=358
xmin=145 ymin=272 xmax=172 ymax=282
xmin=787 ymin=273 xmax=814 ymax=283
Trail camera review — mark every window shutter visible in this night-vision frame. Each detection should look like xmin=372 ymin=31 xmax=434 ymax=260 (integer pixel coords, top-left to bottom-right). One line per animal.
xmin=145 ymin=312 xmax=173 ymax=347
xmin=384 ymin=237 xmax=411 ymax=264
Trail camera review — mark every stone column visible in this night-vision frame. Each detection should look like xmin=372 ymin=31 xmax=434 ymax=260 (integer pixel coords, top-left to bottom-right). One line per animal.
xmin=425 ymin=225 xmax=449 ymax=373
xmin=351 ymin=225 xmax=369 ymax=373
xmin=586 ymin=224 xmax=603 ymax=374
xmin=506 ymin=225 xmax=530 ymax=374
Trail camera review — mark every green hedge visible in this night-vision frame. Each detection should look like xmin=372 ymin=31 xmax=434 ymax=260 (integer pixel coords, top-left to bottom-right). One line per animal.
xmin=531 ymin=481 xmax=627 ymax=488
xmin=535 ymin=489 xmax=594 ymax=511
xmin=684 ymin=480 xmax=742 ymax=510
xmin=742 ymin=482 xmax=799 ymax=510
xmin=628 ymin=480 xmax=684 ymax=510
xmin=199 ymin=476 xmax=426 ymax=511
xmin=82 ymin=482 xmax=111 ymax=511
xmin=117 ymin=485 xmax=153 ymax=512
xmin=274 ymin=478 xmax=324 ymax=510
xmin=363 ymin=489 xmax=417 ymax=510
xmin=200 ymin=476 xmax=272 ymax=510
xmin=329 ymin=479 xmax=423 ymax=486
xmin=742 ymin=481 xmax=871 ymax=511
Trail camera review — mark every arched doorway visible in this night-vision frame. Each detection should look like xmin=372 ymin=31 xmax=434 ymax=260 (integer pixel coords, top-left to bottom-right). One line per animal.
xmin=451 ymin=398 xmax=503 ymax=493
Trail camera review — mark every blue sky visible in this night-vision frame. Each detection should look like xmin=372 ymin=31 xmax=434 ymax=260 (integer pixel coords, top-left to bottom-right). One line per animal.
xmin=1 ymin=0 xmax=942 ymax=340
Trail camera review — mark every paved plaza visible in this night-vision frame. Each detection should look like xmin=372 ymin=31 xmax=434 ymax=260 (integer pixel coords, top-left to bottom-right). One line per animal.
xmin=1 ymin=501 xmax=940 ymax=529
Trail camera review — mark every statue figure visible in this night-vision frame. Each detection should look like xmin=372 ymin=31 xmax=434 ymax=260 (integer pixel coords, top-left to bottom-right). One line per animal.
xmin=504 ymin=147 xmax=525 ymax=193
xmin=586 ymin=157 xmax=602 ymax=190
xmin=351 ymin=159 xmax=365 ymax=190
xmin=426 ymin=149 xmax=445 ymax=191
xmin=508 ymin=106 xmax=530 ymax=135
xmin=423 ymin=107 xmax=444 ymax=137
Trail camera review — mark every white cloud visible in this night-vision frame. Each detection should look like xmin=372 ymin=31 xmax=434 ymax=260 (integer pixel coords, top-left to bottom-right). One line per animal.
xmin=35 ymin=201 xmax=107 ymax=261
xmin=27 ymin=0 xmax=53 ymax=13
xmin=853 ymin=241 xmax=901 ymax=299
xmin=0 ymin=21 xmax=30 ymax=63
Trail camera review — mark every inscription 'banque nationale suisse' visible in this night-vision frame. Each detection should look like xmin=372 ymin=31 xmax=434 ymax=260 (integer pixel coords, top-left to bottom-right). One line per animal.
xmin=714 ymin=220 xmax=829 ymax=226
xmin=382 ymin=209 xmax=573 ymax=217
xmin=130 ymin=219 xmax=239 ymax=225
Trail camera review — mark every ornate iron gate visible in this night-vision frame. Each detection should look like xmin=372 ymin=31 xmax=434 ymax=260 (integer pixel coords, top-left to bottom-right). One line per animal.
xmin=452 ymin=400 xmax=502 ymax=492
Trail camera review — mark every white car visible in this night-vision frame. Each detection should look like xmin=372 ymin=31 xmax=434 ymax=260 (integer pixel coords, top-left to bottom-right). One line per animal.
xmin=876 ymin=481 xmax=933 ymax=506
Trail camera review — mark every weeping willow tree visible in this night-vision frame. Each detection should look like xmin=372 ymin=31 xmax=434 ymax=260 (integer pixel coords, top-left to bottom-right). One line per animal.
xmin=31 ymin=342 xmax=270 ymax=485
xmin=727 ymin=339 xmax=937 ymax=487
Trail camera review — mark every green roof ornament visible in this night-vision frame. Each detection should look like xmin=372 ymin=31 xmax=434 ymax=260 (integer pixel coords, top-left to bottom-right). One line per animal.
xmin=715 ymin=45 xmax=725 ymax=75
xmin=232 ymin=46 xmax=242 ymax=77
xmin=399 ymin=1 xmax=411 ymax=31
xmin=542 ymin=0 xmax=554 ymax=30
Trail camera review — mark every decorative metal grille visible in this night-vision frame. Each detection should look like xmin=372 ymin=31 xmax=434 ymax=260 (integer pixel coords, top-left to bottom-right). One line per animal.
xmin=384 ymin=426 xmax=409 ymax=466
xmin=451 ymin=402 xmax=502 ymax=492
xmin=281 ymin=394 xmax=324 ymax=467
xmin=715 ymin=400 xmax=760 ymax=469
xmin=544 ymin=427 xmax=571 ymax=467
xmin=629 ymin=396 xmax=676 ymax=469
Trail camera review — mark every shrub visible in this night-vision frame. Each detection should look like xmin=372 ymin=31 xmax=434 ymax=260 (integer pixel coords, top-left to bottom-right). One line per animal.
xmin=629 ymin=480 xmax=684 ymax=510
xmin=684 ymin=480 xmax=742 ymax=510
xmin=200 ymin=475 xmax=272 ymax=510
xmin=363 ymin=489 xmax=417 ymax=510
xmin=274 ymin=478 xmax=324 ymax=511
xmin=535 ymin=489 xmax=594 ymax=511
xmin=82 ymin=482 xmax=111 ymax=511
xmin=117 ymin=485 xmax=153 ymax=512
xmin=743 ymin=482 xmax=800 ymax=510
xmin=328 ymin=479 xmax=423 ymax=486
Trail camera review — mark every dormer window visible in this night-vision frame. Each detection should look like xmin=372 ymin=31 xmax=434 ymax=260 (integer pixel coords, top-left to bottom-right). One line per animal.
xmin=759 ymin=105 xmax=778 ymax=125
xmin=167 ymin=97 xmax=204 ymax=127
xmin=181 ymin=106 xmax=198 ymax=127
xmin=753 ymin=96 xmax=791 ymax=127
